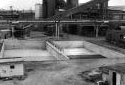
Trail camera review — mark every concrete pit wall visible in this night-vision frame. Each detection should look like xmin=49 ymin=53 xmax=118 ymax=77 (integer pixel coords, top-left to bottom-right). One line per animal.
xmin=4 ymin=39 xmax=46 ymax=50
xmin=53 ymin=41 xmax=84 ymax=48
xmin=46 ymin=41 xmax=69 ymax=60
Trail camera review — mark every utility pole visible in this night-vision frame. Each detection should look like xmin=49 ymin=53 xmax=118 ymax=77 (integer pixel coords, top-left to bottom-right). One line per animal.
xmin=10 ymin=6 xmax=14 ymax=39
xmin=94 ymin=21 xmax=100 ymax=38
xmin=55 ymin=20 xmax=60 ymax=40
xmin=95 ymin=25 xmax=99 ymax=37
xmin=10 ymin=6 xmax=13 ymax=20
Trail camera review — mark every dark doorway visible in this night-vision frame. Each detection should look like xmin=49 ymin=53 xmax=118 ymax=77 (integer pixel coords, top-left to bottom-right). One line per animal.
xmin=112 ymin=72 xmax=116 ymax=85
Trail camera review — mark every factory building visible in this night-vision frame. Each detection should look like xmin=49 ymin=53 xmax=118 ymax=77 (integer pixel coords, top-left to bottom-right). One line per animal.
xmin=35 ymin=4 xmax=42 ymax=19
xmin=19 ymin=10 xmax=35 ymax=20
xmin=0 ymin=10 xmax=19 ymax=20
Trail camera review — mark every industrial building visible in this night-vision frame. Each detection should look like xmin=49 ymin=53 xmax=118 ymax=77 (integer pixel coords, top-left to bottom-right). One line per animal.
xmin=0 ymin=10 xmax=19 ymax=20
xmin=100 ymin=63 xmax=125 ymax=85
xmin=19 ymin=10 xmax=35 ymax=20
xmin=0 ymin=10 xmax=35 ymax=20
xmin=0 ymin=57 xmax=24 ymax=79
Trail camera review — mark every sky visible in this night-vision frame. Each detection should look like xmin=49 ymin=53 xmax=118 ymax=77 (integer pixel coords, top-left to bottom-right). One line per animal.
xmin=0 ymin=0 xmax=125 ymax=10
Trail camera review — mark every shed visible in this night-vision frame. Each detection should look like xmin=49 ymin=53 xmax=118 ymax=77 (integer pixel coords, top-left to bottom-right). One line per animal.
xmin=0 ymin=57 xmax=24 ymax=78
xmin=100 ymin=63 xmax=125 ymax=85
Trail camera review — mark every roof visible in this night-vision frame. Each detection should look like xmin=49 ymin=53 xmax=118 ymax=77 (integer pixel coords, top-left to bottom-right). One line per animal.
xmin=101 ymin=63 xmax=125 ymax=74
xmin=0 ymin=57 xmax=24 ymax=64
xmin=108 ymin=6 xmax=125 ymax=11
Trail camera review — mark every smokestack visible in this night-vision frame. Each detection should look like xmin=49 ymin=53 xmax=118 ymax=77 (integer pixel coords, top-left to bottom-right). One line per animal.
xmin=42 ymin=0 xmax=56 ymax=18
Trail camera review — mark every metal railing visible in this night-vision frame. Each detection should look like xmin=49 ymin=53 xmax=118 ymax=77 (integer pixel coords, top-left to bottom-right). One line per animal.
xmin=46 ymin=40 xmax=69 ymax=60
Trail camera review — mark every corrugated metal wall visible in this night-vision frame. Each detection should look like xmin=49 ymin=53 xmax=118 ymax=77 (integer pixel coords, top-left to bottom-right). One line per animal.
xmin=0 ymin=64 xmax=24 ymax=77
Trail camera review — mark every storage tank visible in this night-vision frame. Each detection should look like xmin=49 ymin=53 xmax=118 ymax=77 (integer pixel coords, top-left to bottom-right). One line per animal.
xmin=35 ymin=4 xmax=42 ymax=19
xmin=67 ymin=0 xmax=78 ymax=9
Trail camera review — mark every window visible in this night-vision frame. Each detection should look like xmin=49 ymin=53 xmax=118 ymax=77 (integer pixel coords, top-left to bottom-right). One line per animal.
xmin=10 ymin=65 xmax=15 ymax=69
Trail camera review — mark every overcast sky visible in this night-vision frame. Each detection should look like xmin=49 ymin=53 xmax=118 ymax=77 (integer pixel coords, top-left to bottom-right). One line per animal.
xmin=0 ymin=0 xmax=125 ymax=10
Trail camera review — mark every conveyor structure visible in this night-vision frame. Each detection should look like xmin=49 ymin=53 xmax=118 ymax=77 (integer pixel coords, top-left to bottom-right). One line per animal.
xmin=50 ymin=0 xmax=109 ymax=20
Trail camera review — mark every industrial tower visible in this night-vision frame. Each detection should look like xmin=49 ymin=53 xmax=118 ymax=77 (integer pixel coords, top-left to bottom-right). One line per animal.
xmin=42 ymin=0 xmax=78 ymax=18
xmin=67 ymin=0 xmax=78 ymax=9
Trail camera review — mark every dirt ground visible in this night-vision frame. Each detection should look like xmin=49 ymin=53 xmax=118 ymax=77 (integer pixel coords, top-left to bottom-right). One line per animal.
xmin=0 ymin=58 xmax=124 ymax=85
xmin=0 ymin=60 xmax=98 ymax=85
